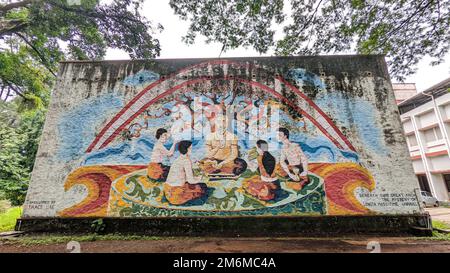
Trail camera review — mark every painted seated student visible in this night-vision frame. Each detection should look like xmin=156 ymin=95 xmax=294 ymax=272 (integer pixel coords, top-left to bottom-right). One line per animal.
xmin=277 ymin=127 xmax=309 ymax=184
xmin=147 ymin=128 xmax=176 ymax=181
xmin=200 ymin=115 xmax=247 ymax=176
xmin=242 ymin=140 xmax=279 ymax=201
xmin=163 ymin=140 xmax=207 ymax=205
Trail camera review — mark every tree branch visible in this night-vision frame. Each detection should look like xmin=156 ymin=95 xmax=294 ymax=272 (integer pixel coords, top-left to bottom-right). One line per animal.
xmin=0 ymin=19 xmax=28 ymax=37
xmin=374 ymin=0 xmax=434 ymax=51
xmin=14 ymin=32 xmax=57 ymax=77
xmin=297 ymin=0 xmax=323 ymax=35
xmin=4 ymin=88 xmax=11 ymax=102
xmin=4 ymin=80 xmax=27 ymax=99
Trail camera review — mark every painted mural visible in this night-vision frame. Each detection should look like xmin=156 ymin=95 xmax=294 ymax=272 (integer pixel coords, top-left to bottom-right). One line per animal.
xmin=52 ymin=60 xmax=383 ymax=218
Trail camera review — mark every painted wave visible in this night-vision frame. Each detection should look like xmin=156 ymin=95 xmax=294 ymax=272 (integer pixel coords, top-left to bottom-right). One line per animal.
xmin=82 ymin=133 xmax=359 ymax=166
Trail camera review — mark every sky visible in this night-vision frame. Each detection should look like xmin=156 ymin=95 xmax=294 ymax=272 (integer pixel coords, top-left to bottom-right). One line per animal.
xmin=105 ymin=0 xmax=450 ymax=93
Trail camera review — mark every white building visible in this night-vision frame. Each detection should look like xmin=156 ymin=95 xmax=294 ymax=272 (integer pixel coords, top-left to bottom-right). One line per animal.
xmin=398 ymin=78 xmax=450 ymax=202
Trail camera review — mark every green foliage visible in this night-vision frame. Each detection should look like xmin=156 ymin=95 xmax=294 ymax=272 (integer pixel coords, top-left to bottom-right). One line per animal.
xmin=24 ymin=0 xmax=161 ymax=60
xmin=0 ymin=100 xmax=45 ymax=205
xmin=0 ymin=0 xmax=162 ymax=204
xmin=0 ymin=125 xmax=29 ymax=205
xmin=169 ymin=0 xmax=285 ymax=53
xmin=170 ymin=0 xmax=450 ymax=80
xmin=0 ymin=206 xmax=22 ymax=232
xmin=1 ymin=0 xmax=161 ymax=105
xmin=0 ymin=44 xmax=52 ymax=110
xmin=90 ymin=218 xmax=106 ymax=234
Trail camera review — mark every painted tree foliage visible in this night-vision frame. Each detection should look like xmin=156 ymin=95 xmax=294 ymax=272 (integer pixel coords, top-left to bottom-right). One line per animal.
xmin=170 ymin=0 xmax=450 ymax=80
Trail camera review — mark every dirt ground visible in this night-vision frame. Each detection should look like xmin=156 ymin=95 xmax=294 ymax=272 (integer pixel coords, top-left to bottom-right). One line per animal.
xmin=1 ymin=236 xmax=449 ymax=253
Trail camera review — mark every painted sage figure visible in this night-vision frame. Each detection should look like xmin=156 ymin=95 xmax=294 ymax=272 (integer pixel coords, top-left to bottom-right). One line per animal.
xmin=200 ymin=115 xmax=247 ymax=176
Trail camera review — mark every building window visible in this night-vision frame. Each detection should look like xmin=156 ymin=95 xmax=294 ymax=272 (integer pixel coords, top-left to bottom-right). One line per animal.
xmin=417 ymin=175 xmax=431 ymax=193
xmin=444 ymin=174 xmax=450 ymax=193
xmin=407 ymin=134 xmax=418 ymax=147
xmin=423 ymin=127 xmax=443 ymax=143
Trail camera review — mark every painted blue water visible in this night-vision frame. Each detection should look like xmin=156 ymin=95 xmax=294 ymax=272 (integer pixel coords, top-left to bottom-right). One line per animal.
xmin=82 ymin=132 xmax=359 ymax=166
xmin=57 ymin=94 xmax=124 ymax=162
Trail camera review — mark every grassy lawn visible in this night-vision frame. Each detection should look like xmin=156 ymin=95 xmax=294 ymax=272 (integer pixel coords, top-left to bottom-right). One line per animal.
xmin=0 ymin=207 xmax=22 ymax=232
xmin=433 ymin=220 xmax=450 ymax=230
xmin=1 ymin=234 xmax=173 ymax=246
xmin=425 ymin=220 xmax=450 ymax=241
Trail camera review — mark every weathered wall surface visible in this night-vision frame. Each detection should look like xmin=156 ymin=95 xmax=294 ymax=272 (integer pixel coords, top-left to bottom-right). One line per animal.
xmin=22 ymin=56 xmax=422 ymax=218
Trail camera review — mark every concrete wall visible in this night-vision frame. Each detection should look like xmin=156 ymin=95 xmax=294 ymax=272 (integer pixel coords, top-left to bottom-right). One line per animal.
xmin=22 ymin=56 xmax=422 ymax=218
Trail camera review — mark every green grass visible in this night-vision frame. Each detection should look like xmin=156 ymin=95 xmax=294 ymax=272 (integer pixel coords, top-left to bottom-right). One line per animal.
xmin=0 ymin=206 xmax=22 ymax=232
xmin=433 ymin=220 xmax=450 ymax=230
xmin=429 ymin=232 xmax=450 ymax=241
xmin=1 ymin=233 xmax=176 ymax=246
xmin=427 ymin=229 xmax=450 ymax=241
xmin=415 ymin=220 xmax=450 ymax=241
xmin=401 ymin=220 xmax=450 ymax=241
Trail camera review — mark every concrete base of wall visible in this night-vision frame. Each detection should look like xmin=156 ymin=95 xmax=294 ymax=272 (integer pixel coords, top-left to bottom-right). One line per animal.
xmin=15 ymin=214 xmax=433 ymax=236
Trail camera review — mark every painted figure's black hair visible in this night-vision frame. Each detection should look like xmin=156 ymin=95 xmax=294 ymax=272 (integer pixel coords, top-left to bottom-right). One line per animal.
xmin=155 ymin=128 xmax=168 ymax=140
xmin=178 ymin=140 xmax=192 ymax=155
xmin=278 ymin=127 xmax=290 ymax=139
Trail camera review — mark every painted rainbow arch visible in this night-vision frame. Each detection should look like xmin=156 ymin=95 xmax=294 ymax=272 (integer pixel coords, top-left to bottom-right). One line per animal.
xmin=86 ymin=60 xmax=356 ymax=153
